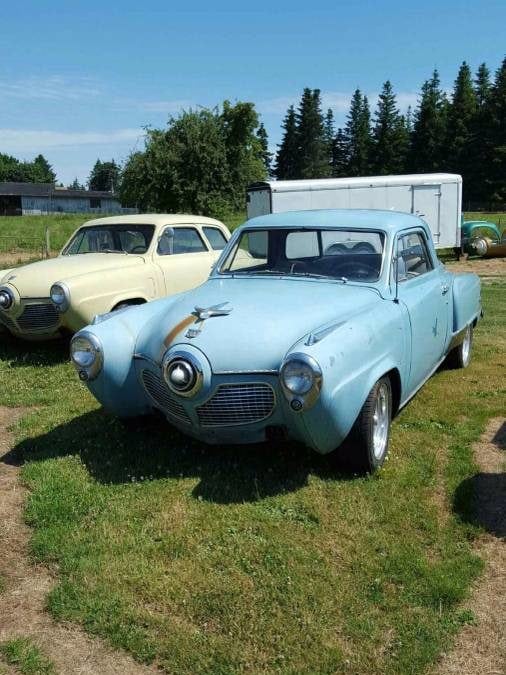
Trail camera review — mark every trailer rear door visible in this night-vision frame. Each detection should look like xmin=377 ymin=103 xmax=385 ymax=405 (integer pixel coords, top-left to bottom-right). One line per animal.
xmin=412 ymin=184 xmax=441 ymax=245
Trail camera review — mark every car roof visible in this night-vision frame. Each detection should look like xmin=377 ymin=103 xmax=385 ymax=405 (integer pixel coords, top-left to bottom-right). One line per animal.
xmin=80 ymin=214 xmax=225 ymax=228
xmin=244 ymin=209 xmax=426 ymax=232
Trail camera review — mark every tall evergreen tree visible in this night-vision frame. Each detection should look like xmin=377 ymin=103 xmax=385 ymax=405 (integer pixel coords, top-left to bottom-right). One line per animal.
xmin=345 ymin=89 xmax=372 ymax=175
xmin=331 ymin=128 xmax=349 ymax=177
xmin=446 ymin=62 xmax=477 ymax=175
xmin=294 ymin=88 xmax=330 ymax=178
xmin=274 ymin=106 xmax=298 ymax=179
xmin=323 ymin=108 xmax=335 ymax=171
xmin=256 ymin=123 xmax=272 ymax=177
xmin=88 ymin=159 xmax=120 ymax=192
xmin=486 ymin=57 xmax=506 ymax=203
xmin=474 ymin=62 xmax=492 ymax=107
xmin=31 ymin=154 xmax=56 ymax=182
xmin=409 ymin=70 xmax=448 ymax=172
xmin=372 ymin=81 xmax=409 ymax=174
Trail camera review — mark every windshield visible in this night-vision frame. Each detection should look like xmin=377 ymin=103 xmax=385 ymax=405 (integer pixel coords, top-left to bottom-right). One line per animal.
xmin=63 ymin=224 xmax=155 ymax=255
xmin=219 ymin=227 xmax=385 ymax=282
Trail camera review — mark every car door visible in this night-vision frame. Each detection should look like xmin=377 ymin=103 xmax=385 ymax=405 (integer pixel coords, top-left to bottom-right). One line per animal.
xmin=155 ymin=225 xmax=216 ymax=295
xmin=395 ymin=229 xmax=449 ymax=393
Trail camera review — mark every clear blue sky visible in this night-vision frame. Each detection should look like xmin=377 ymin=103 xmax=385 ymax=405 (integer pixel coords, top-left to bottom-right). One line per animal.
xmin=1 ymin=0 xmax=505 ymax=184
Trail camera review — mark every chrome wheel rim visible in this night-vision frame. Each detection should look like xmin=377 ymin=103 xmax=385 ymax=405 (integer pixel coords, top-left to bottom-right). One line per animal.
xmin=462 ymin=326 xmax=471 ymax=365
xmin=372 ymin=384 xmax=389 ymax=460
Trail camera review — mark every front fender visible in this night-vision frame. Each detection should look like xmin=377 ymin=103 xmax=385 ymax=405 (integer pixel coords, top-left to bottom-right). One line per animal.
xmin=287 ymin=300 xmax=406 ymax=454
xmin=79 ymin=299 xmax=174 ymax=417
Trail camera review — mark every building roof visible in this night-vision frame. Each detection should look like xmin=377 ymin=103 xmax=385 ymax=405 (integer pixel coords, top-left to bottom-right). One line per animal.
xmin=0 ymin=182 xmax=117 ymax=199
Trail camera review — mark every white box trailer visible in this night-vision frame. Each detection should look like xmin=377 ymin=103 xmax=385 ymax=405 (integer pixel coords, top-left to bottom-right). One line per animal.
xmin=246 ymin=173 xmax=462 ymax=250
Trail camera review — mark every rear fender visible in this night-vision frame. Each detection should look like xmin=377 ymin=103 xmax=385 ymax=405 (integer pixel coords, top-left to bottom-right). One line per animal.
xmin=451 ymin=273 xmax=481 ymax=333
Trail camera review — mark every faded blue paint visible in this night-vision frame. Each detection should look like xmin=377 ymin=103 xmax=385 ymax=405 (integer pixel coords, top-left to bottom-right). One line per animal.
xmin=75 ymin=209 xmax=482 ymax=455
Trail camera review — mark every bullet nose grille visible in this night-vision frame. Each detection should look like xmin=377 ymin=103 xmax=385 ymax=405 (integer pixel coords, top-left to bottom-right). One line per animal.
xmin=17 ymin=302 xmax=59 ymax=332
xmin=141 ymin=369 xmax=191 ymax=424
xmin=197 ymin=383 xmax=275 ymax=427
xmin=0 ymin=312 xmax=16 ymax=332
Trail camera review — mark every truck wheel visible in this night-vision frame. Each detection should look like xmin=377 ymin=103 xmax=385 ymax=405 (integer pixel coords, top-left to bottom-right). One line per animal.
xmin=347 ymin=376 xmax=392 ymax=474
xmin=446 ymin=324 xmax=473 ymax=369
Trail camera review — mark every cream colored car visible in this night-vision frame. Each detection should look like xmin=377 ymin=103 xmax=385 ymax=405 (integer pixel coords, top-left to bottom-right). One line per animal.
xmin=0 ymin=214 xmax=230 ymax=340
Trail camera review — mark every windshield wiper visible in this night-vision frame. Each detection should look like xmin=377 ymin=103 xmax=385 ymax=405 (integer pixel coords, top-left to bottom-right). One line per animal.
xmin=97 ymin=249 xmax=127 ymax=254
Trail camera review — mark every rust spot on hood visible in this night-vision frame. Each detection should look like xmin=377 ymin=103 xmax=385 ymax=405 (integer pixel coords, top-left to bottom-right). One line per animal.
xmin=163 ymin=315 xmax=196 ymax=347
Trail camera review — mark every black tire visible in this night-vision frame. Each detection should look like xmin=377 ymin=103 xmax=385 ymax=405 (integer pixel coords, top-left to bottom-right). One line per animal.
xmin=446 ymin=324 xmax=473 ymax=369
xmin=346 ymin=376 xmax=392 ymax=474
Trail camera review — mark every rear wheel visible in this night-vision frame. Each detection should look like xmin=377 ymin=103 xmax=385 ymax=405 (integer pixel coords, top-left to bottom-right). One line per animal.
xmin=446 ymin=324 xmax=473 ymax=369
xmin=346 ymin=376 xmax=392 ymax=473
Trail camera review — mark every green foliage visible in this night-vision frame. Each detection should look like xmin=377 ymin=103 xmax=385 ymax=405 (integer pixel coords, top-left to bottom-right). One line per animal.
xmin=345 ymin=89 xmax=372 ymax=175
xmin=409 ymin=70 xmax=448 ymax=173
xmin=372 ymin=81 xmax=410 ymax=174
xmin=88 ymin=159 xmax=120 ymax=192
xmin=0 ymin=153 xmax=55 ymax=183
xmin=256 ymin=123 xmax=272 ymax=177
xmin=294 ymin=88 xmax=331 ymax=178
xmin=274 ymin=105 xmax=298 ymax=179
xmin=0 ymin=638 xmax=55 ymax=675
xmin=68 ymin=178 xmax=86 ymax=191
xmin=331 ymin=127 xmax=349 ymax=177
xmin=446 ymin=63 xmax=478 ymax=174
xmin=120 ymin=103 xmax=264 ymax=218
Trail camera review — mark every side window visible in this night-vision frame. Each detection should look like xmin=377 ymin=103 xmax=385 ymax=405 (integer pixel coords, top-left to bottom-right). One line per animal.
xmin=286 ymin=231 xmax=319 ymax=259
xmin=203 ymin=226 xmax=227 ymax=251
xmin=396 ymin=231 xmax=432 ymax=280
xmin=157 ymin=227 xmax=207 ymax=256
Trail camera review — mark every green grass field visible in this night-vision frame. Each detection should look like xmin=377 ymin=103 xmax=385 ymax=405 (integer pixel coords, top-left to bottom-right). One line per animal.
xmin=0 ymin=282 xmax=504 ymax=674
xmin=0 ymin=212 xmax=247 ymax=255
xmin=0 ymin=212 xmax=503 ymax=258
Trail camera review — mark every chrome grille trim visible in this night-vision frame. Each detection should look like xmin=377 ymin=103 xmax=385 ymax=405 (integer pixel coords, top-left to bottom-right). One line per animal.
xmin=17 ymin=302 xmax=59 ymax=332
xmin=141 ymin=369 xmax=191 ymax=424
xmin=197 ymin=383 xmax=275 ymax=427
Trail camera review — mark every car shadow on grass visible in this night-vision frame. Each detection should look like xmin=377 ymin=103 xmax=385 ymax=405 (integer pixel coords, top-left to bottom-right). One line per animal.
xmin=5 ymin=409 xmax=357 ymax=504
xmin=0 ymin=333 xmax=70 ymax=367
xmin=453 ymin=420 xmax=505 ymax=540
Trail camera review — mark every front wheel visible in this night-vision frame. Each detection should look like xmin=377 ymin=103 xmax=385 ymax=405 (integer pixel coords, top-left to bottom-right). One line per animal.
xmin=346 ymin=376 xmax=392 ymax=473
xmin=446 ymin=324 xmax=473 ymax=369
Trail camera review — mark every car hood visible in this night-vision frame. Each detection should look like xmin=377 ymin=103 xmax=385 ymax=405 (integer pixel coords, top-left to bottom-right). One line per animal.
xmin=137 ymin=276 xmax=380 ymax=371
xmin=1 ymin=253 xmax=145 ymax=298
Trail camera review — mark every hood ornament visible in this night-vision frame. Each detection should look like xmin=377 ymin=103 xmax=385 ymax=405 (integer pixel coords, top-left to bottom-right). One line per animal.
xmin=186 ymin=302 xmax=232 ymax=338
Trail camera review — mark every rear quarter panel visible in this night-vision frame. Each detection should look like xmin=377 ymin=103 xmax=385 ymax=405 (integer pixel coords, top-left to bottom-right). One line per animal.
xmin=451 ymin=272 xmax=481 ymax=333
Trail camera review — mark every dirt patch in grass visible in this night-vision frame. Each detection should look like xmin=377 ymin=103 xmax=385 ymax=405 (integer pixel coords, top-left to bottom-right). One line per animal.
xmin=433 ymin=417 xmax=505 ymax=674
xmin=0 ymin=406 xmax=160 ymax=675
xmin=445 ymin=256 xmax=506 ymax=281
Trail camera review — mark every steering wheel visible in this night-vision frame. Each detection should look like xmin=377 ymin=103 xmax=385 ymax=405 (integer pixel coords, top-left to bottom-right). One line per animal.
xmin=335 ymin=261 xmax=377 ymax=280
xmin=352 ymin=242 xmax=376 ymax=254
xmin=325 ymin=243 xmax=348 ymax=255
xmin=129 ymin=245 xmax=147 ymax=253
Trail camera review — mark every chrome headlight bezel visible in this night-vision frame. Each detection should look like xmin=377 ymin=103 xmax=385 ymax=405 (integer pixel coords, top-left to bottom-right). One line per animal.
xmin=280 ymin=352 xmax=322 ymax=411
xmin=70 ymin=331 xmax=103 ymax=381
xmin=0 ymin=286 xmax=14 ymax=311
xmin=50 ymin=282 xmax=70 ymax=312
xmin=162 ymin=350 xmax=203 ymax=398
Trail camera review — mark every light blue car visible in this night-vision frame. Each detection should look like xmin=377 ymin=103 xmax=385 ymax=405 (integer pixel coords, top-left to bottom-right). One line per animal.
xmin=71 ymin=210 xmax=482 ymax=472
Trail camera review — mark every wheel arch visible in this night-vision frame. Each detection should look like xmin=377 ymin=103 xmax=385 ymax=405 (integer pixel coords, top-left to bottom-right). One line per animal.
xmin=111 ymin=297 xmax=148 ymax=311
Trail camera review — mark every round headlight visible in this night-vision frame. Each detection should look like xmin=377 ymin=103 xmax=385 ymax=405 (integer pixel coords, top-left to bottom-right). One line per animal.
xmin=162 ymin=352 xmax=203 ymax=397
xmin=50 ymin=282 xmax=70 ymax=311
xmin=70 ymin=332 xmax=103 ymax=380
xmin=281 ymin=359 xmax=315 ymax=395
xmin=0 ymin=287 xmax=14 ymax=310
xmin=280 ymin=353 xmax=322 ymax=410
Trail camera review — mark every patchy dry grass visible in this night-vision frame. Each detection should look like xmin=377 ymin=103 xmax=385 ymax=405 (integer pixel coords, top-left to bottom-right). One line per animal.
xmin=0 ymin=638 xmax=55 ymax=675
xmin=0 ymin=282 xmax=504 ymax=674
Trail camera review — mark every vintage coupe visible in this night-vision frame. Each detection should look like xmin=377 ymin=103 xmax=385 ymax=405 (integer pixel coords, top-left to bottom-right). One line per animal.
xmin=71 ymin=210 xmax=481 ymax=472
xmin=0 ymin=214 xmax=229 ymax=340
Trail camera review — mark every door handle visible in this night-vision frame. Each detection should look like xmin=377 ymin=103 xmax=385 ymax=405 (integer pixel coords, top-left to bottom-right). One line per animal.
xmin=441 ymin=283 xmax=449 ymax=295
